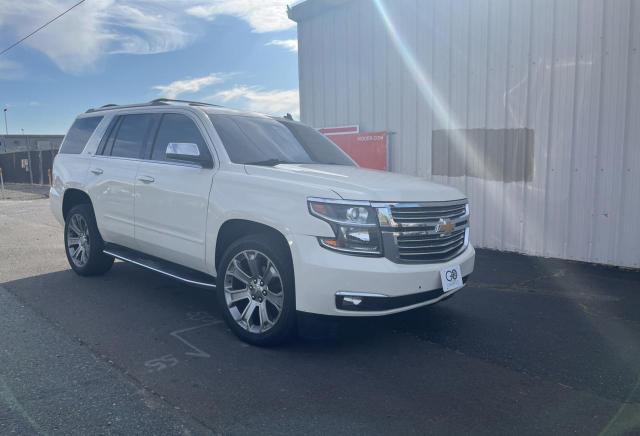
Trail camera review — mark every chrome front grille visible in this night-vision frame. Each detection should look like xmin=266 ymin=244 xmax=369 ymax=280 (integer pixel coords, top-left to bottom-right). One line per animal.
xmin=390 ymin=203 xmax=468 ymax=225
xmin=395 ymin=228 xmax=467 ymax=262
xmin=375 ymin=200 xmax=470 ymax=264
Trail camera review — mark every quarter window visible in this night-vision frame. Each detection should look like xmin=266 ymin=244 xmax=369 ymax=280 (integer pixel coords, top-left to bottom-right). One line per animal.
xmin=151 ymin=113 xmax=209 ymax=163
xmin=59 ymin=116 xmax=103 ymax=154
xmin=110 ymin=114 xmax=154 ymax=159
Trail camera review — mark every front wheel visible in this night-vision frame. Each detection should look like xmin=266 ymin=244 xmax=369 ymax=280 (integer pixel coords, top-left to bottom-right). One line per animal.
xmin=64 ymin=204 xmax=114 ymax=276
xmin=216 ymin=234 xmax=296 ymax=346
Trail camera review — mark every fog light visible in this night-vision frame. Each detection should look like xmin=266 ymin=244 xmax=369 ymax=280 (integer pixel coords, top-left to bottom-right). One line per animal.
xmin=343 ymin=296 xmax=363 ymax=306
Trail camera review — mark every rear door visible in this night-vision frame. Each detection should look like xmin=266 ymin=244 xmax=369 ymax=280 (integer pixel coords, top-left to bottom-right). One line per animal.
xmin=51 ymin=115 xmax=104 ymax=224
xmin=87 ymin=113 xmax=155 ymax=248
xmin=134 ymin=112 xmax=215 ymax=271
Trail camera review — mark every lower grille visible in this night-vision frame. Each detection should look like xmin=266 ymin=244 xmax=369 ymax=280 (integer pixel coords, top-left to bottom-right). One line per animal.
xmin=395 ymin=229 xmax=467 ymax=262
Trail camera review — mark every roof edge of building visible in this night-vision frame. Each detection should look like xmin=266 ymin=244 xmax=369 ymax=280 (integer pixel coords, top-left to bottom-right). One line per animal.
xmin=288 ymin=0 xmax=353 ymax=23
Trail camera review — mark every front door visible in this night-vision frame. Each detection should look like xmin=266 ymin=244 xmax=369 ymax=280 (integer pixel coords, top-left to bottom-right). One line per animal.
xmin=134 ymin=113 xmax=215 ymax=272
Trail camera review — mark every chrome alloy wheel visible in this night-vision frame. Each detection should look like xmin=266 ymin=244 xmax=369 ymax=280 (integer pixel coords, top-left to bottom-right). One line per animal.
xmin=67 ymin=213 xmax=90 ymax=267
xmin=223 ymin=250 xmax=284 ymax=334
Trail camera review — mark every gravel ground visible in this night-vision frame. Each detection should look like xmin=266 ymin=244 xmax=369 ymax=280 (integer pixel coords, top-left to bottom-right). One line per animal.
xmin=0 ymin=183 xmax=50 ymax=201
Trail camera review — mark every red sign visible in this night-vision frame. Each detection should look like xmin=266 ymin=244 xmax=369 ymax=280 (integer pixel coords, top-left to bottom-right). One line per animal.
xmin=326 ymin=131 xmax=388 ymax=171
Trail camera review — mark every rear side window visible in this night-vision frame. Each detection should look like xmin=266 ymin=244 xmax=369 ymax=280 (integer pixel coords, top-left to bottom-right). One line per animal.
xmin=110 ymin=114 xmax=154 ymax=159
xmin=150 ymin=114 xmax=209 ymax=162
xmin=59 ymin=116 xmax=103 ymax=154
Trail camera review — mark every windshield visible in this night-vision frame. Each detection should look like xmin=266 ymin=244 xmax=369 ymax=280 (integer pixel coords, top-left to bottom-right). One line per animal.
xmin=208 ymin=114 xmax=356 ymax=166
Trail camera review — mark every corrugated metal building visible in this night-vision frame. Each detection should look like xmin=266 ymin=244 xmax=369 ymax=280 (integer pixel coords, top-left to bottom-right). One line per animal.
xmin=289 ymin=0 xmax=640 ymax=268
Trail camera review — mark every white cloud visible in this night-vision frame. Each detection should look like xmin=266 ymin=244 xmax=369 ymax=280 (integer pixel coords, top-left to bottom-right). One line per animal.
xmin=267 ymin=39 xmax=298 ymax=52
xmin=101 ymin=2 xmax=194 ymax=55
xmin=153 ymin=73 xmax=226 ymax=99
xmin=0 ymin=0 xmax=296 ymax=74
xmin=186 ymin=0 xmax=295 ymax=33
xmin=0 ymin=0 xmax=197 ymax=74
xmin=210 ymin=85 xmax=299 ymax=118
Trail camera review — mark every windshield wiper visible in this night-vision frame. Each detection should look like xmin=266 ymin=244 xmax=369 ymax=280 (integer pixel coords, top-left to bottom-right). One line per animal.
xmin=244 ymin=159 xmax=295 ymax=166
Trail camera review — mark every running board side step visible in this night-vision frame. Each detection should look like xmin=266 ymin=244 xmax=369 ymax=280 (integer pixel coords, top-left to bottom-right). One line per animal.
xmin=103 ymin=244 xmax=217 ymax=289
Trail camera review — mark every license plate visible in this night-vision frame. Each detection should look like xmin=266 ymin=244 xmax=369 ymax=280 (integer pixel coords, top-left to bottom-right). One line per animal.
xmin=440 ymin=265 xmax=463 ymax=293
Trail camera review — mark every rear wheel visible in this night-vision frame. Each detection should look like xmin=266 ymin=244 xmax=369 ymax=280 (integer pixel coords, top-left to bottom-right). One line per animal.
xmin=64 ymin=204 xmax=114 ymax=276
xmin=217 ymin=234 xmax=296 ymax=346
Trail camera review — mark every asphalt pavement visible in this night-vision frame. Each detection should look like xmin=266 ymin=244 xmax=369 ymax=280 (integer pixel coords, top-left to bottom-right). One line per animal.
xmin=1 ymin=199 xmax=639 ymax=435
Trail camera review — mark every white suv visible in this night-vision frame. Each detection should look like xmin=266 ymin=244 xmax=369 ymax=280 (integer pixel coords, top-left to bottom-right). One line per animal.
xmin=51 ymin=99 xmax=475 ymax=345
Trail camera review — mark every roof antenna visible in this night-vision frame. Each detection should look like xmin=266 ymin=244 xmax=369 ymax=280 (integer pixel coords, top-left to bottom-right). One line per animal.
xmin=284 ymin=113 xmax=294 ymax=120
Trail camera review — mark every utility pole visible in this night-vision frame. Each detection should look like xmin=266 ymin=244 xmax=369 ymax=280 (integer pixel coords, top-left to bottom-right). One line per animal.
xmin=3 ymin=108 xmax=7 ymax=134
xmin=23 ymin=128 xmax=34 ymax=185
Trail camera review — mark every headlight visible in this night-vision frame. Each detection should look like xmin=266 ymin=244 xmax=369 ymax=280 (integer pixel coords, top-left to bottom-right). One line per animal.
xmin=308 ymin=199 xmax=382 ymax=256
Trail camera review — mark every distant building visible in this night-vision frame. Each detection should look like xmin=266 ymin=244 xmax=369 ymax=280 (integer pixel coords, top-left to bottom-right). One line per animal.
xmin=0 ymin=134 xmax=64 ymax=184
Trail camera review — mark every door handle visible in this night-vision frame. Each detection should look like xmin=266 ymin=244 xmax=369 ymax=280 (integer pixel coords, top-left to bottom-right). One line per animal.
xmin=90 ymin=168 xmax=103 ymax=175
xmin=137 ymin=175 xmax=155 ymax=183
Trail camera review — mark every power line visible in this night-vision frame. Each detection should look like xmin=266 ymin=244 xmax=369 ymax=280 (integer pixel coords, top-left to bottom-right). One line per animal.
xmin=0 ymin=0 xmax=87 ymax=57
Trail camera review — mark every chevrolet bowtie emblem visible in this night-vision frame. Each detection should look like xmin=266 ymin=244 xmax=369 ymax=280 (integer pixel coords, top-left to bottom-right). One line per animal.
xmin=435 ymin=218 xmax=455 ymax=236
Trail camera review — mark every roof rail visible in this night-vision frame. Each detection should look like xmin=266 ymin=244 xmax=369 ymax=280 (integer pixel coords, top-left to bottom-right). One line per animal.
xmin=86 ymin=101 xmax=158 ymax=113
xmin=86 ymin=99 xmax=221 ymax=113
xmin=150 ymin=98 xmax=220 ymax=107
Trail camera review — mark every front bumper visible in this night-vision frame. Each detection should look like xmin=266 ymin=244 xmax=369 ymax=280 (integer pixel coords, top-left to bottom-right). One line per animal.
xmin=335 ymin=274 xmax=470 ymax=311
xmin=291 ymin=234 xmax=475 ymax=316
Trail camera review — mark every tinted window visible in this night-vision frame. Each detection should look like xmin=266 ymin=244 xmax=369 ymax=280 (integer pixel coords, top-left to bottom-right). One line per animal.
xmin=110 ymin=114 xmax=153 ymax=159
xmin=151 ymin=114 xmax=209 ymax=162
xmin=59 ymin=116 xmax=103 ymax=154
xmin=96 ymin=116 xmax=121 ymax=156
xmin=282 ymin=120 xmax=356 ymax=166
xmin=209 ymin=115 xmax=355 ymax=166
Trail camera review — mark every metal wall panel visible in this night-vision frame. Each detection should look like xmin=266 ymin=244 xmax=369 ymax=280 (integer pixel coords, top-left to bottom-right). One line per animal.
xmin=295 ymin=0 xmax=640 ymax=268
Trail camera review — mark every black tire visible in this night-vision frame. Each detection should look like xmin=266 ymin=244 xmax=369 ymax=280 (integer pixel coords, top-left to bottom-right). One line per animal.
xmin=64 ymin=203 xmax=114 ymax=276
xmin=216 ymin=233 xmax=296 ymax=346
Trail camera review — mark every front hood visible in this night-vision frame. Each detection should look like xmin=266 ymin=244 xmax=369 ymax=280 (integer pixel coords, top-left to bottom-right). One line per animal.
xmin=244 ymin=164 xmax=465 ymax=202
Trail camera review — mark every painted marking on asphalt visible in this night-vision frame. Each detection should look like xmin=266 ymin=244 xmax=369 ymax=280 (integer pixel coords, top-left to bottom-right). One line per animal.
xmin=145 ymin=354 xmax=179 ymax=373
xmin=144 ymin=312 xmax=223 ymax=373
xmin=170 ymin=322 xmax=222 ymax=358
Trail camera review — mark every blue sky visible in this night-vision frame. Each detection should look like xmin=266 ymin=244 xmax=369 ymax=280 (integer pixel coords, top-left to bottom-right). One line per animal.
xmin=0 ymin=0 xmax=299 ymax=134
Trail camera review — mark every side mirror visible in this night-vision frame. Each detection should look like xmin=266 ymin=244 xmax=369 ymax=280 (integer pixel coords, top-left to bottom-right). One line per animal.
xmin=166 ymin=142 xmax=200 ymax=160
xmin=164 ymin=142 xmax=213 ymax=168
